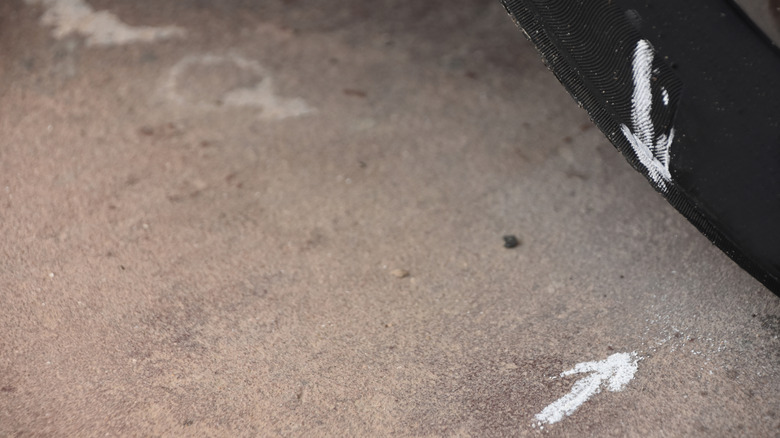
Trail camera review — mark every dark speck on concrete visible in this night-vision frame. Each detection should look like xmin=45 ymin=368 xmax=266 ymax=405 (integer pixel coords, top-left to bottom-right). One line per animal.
xmin=503 ymin=235 xmax=520 ymax=249
xmin=343 ymin=88 xmax=367 ymax=98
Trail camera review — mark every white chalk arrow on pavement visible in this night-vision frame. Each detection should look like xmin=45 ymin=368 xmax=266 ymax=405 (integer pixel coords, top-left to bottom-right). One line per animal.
xmin=534 ymin=352 xmax=641 ymax=426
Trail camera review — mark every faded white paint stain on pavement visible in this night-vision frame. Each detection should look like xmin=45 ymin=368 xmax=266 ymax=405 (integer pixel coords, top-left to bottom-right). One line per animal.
xmin=163 ymin=54 xmax=314 ymax=120
xmin=534 ymin=352 xmax=641 ymax=426
xmin=25 ymin=0 xmax=185 ymax=46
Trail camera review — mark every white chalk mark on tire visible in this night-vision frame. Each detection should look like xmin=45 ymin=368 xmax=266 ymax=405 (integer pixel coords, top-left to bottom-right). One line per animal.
xmin=620 ymin=39 xmax=674 ymax=191
xmin=163 ymin=54 xmax=314 ymax=120
xmin=534 ymin=352 xmax=641 ymax=426
xmin=25 ymin=0 xmax=185 ymax=46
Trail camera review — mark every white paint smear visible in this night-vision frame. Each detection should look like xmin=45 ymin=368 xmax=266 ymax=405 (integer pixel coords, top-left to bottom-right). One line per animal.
xmin=25 ymin=0 xmax=186 ymax=46
xmin=620 ymin=39 xmax=673 ymax=191
xmin=535 ymin=352 xmax=641 ymax=425
xmin=163 ymin=54 xmax=314 ymax=120
xmin=222 ymin=81 xmax=313 ymax=120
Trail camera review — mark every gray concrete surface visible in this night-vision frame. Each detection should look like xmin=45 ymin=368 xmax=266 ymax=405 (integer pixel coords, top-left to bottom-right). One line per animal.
xmin=734 ymin=0 xmax=780 ymax=47
xmin=1 ymin=1 xmax=778 ymax=436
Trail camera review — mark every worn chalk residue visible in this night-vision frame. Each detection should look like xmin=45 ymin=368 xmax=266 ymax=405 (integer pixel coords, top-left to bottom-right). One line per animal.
xmin=25 ymin=0 xmax=186 ymax=46
xmin=534 ymin=352 xmax=641 ymax=426
xmin=620 ymin=39 xmax=674 ymax=191
xmin=163 ymin=54 xmax=314 ymax=120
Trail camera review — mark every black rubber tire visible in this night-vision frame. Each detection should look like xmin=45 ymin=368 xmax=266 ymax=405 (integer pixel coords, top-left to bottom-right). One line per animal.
xmin=501 ymin=0 xmax=780 ymax=295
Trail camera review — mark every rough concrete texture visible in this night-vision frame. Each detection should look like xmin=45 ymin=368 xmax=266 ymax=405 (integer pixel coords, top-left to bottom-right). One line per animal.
xmin=1 ymin=1 xmax=778 ymax=436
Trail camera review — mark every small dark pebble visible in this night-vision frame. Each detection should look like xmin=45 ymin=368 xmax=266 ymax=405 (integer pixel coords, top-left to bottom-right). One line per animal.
xmin=503 ymin=235 xmax=520 ymax=249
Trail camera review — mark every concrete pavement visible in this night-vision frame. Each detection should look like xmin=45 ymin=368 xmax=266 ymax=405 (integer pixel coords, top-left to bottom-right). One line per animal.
xmin=1 ymin=1 xmax=778 ymax=436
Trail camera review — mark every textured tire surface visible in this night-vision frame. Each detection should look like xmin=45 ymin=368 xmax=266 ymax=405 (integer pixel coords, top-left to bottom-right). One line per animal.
xmin=501 ymin=0 xmax=780 ymax=294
